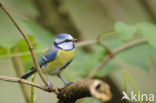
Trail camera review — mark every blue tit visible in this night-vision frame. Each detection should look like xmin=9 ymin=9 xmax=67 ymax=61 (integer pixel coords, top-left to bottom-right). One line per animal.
xmin=21 ymin=33 xmax=76 ymax=87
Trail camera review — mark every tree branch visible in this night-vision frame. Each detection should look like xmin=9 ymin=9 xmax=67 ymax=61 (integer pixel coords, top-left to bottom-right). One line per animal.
xmin=96 ymin=31 xmax=114 ymax=56
xmin=113 ymin=39 xmax=148 ymax=55
xmin=76 ymin=40 xmax=97 ymax=47
xmin=0 ymin=75 xmax=111 ymax=102
xmin=57 ymin=79 xmax=111 ymax=103
xmin=1 ymin=2 xmax=147 ymax=103
xmin=0 ymin=75 xmax=49 ymax=91
xmin=0 ymin=2 xmax=49 ymax=87
xmin=88 ymin=39 xmax=148 ymax=77
xmin=0 ymin=5 xmax=113 ymax=102
xmin=0 ymin=29 xmax=115 ymax=59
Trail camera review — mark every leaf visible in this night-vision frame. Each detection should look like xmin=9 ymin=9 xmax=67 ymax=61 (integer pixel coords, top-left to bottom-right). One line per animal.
xmin=10 ymin=35 xmax=37 ymax=61
xmin=15 ymin=35 xmax=37 ymax=53
xmin=0 ymin=46 xmax=8 ymax=56
xmin=65 ymin=22 xmax=156 ymax=78
xmin=118 ymin=43 xmax=156 ymax=71
xmin=135 ymin=23 xmax=156 ymax=48
xmin=115 ymin=22 xmax=136 ymax=41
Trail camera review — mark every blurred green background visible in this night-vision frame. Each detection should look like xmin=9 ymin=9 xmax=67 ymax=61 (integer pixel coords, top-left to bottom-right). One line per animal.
xmin=0 ymin=0 xmax=156 ymax=103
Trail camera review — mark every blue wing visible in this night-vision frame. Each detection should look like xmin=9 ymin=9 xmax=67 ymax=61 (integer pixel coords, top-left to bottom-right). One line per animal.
xmin=21 ymin=48 xmax=58 ymax=79
xmin=39 ymin=48 xmax=58 ymax=67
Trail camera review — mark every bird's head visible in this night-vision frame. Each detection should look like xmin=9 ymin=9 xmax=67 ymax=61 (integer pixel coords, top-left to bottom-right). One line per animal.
xmin=53 ymin=33 xmax=76 ymax=50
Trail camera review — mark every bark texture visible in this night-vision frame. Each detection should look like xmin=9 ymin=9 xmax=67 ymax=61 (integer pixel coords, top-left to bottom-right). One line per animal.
xmin=55 ymin=79 xmax=111 ymax=103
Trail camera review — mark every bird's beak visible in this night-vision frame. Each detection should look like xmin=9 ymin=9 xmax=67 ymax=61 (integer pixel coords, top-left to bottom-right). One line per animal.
xmin=73 ymin=39 xmax=77 ymax=42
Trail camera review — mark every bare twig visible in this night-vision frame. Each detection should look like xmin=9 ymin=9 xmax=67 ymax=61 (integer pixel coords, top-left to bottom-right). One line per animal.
xmin=0 ymin=49 xmax=47 ymax=59
xmin=88 ymin=39 xmax=148 ymax=77
xmin=98 ymin=41 xmax=113 ymax=56
xmin=76 ymin=40 xmax=97 ymax=47
xmin=0 ymin=40 xmax=96 ymax=59
xmin=0 ymin=2 xmax=149 ymax=103
xmin=0 ymin=2 xmax=49 ymax=87
xmin=0 ymin=75 xmax=49 ymax=91
xmin=0 ymin=29 xmax=115 ymax=59
xmin=113 ymin=39 xmax=148 ymax=55
xmin=0 ymin=39 xmax=107 ymax=59
xmin=96 ymin=33 xmax=114 ymax=56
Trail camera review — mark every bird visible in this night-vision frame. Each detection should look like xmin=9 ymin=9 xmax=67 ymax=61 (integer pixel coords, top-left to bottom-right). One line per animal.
xmin=20 ymin=33 xmax=76 ymax=88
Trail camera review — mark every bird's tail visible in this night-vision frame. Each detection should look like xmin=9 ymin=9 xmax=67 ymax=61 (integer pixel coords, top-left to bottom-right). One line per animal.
xmin=20 ymin=67 xmax=36 ymax=79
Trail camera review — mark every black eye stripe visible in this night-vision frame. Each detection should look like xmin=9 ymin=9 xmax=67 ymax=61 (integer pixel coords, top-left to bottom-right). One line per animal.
xmin=55 ymin=39 xmax=72 ymax=45
xmin=64 ymin=39 xmax=72 ymax=42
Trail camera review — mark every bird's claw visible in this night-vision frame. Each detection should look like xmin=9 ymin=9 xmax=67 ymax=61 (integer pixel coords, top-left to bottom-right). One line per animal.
xmin=48 ymin=82 xmax=53 ymax=91
xmin=68 ymin=81 xmax=74 ymax=85
xmin=64 ymin=81 xmax=74 ymax=87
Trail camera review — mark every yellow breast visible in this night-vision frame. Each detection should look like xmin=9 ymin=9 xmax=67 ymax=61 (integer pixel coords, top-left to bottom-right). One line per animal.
xmin=43 ymin=49 xmax=75 ymax=74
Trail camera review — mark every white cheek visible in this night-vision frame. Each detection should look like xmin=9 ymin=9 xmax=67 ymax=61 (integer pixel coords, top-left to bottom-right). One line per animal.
xmin=58 ymin=42 xmax=73 ymax=50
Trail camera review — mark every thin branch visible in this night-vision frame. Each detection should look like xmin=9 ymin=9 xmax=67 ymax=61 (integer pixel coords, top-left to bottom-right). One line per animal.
xmin=0 ymin=75 xmax=49 ymax=91
xmin=76 ymin=40 xmax=97 ymax=47
xmin=0 ymin=29 xmax=115 ymax=59
xmin=113 ymin=39 xmax=148 ymax=55
xmin=96 ymin=35 xmax=114 ymax=56
xmin=76 ymin=30 xmax=115 ymax=48
xmin=98 ymin=41 xmax=113 ymax=56
xmin=88 ymin=39 xmax=148 ymax=77
xmin=0 ymin=49 xmax=47 ymax=59
xmin=0 ymin=40 xmax=96 ymax=59
xmin=0 ymin=3 xmax=49 ymax=87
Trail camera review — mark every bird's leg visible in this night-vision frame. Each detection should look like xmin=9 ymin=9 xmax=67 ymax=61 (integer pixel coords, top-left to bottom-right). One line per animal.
xmin=57 ymin=73 xmax=69 ymax=86
xmin=46 ymin=74 xmax=53 ymax=90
